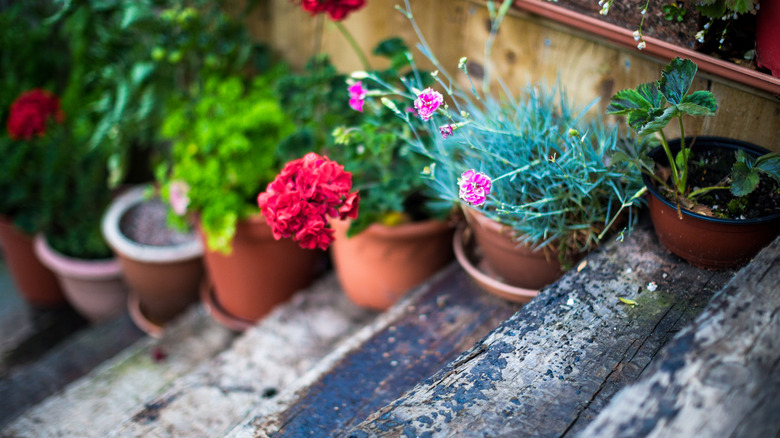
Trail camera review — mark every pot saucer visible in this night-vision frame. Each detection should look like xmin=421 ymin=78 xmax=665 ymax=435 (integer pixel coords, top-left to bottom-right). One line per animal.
xmin=453 ymin=225 xmax=539 ymax=304
xmin=199 ymin=279 xmax=254 ymax=332
xmin=127 ymin=292 xmax=165 ymax=338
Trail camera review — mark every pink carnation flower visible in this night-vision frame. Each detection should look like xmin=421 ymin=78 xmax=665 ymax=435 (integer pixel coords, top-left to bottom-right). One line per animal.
xmin=439 ymin=124 xmax=454 ymax=139
xmin=414 ymin=88 xmax=443 ymax=121
xmin=458 ymin=169 xmax=492 ymax=207
xmin=348 ymin=81 xmax=367 ymax=112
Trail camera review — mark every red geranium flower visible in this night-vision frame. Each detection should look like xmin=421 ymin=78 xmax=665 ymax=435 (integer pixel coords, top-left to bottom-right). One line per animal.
xmin=300 ymin=0 xmax=366 ymax=21
xmin=258 ymin=152 xmax=360 ymax=250
xmin=6 ymin=89 xmax=64 ymax=141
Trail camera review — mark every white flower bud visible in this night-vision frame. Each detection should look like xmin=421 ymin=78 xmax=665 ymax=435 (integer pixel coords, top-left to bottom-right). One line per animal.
xmin=637 ymin=41 xmax=647 ymax=50
xmin=350 ymin=71 xmax=369 ymax=79
xmin=633 ymin=30 xmax=641 ymax=41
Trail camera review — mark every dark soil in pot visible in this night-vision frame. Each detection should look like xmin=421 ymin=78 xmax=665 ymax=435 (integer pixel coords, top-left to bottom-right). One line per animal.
xmin=547 ymin=0 xmax=763 ymax=74
xmin=682 ymin=148 xmax=780 ymax=220
xmin=119 ymin=198 xmax=195 ymax=247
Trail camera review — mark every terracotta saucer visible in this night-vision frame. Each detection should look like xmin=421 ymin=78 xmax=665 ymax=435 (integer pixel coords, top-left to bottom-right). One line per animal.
xmin=127 ymin=292 xmax=165 ymax=338
xmin=199 ymin=279 xmax=254 ymax=332
xmin=453 ymin=225 xmax=539 ymax=304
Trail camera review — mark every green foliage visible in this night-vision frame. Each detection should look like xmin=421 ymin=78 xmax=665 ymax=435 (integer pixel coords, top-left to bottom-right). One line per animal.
xmin=159 ymin=72 xmax=293 ymax=253
xmin=276 ymin=54 xmax=361 ymax=160
xmin=608 ymin=57 xmax=778 ymax=210
xmin=50 ymin=0 xmax=264 ymax=186
xmin=0 ymin=2 xmax=69 ymax=123
xmin=362 ymin=1 xmax=645 ymax=263
xmin=694 ymin=0 xmax=758 ymax=18
xmin=662 ymin=3 xmax=687 ymax=21
xmin=329 ymin=38 xmax=445 ymax=236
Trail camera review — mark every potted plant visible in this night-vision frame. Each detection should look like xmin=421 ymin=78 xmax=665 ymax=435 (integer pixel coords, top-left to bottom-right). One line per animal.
xmin=29 ymin=100 xmax=127 ymax=324
xmin=354 ymin=0 xmax=646 ymax=301
xmin=97 ymin=1 xmax=264 ymax=335
xmin=100 ymin=185 xmax=203 ymax=336
xmin=0 ymin=89 xmax=67 ymax=308
xmin=322 ymin=39 xmax=454 ymax=310
xmin=0 ymin=2 xmax=72 ymax=309
xmin=607 ymin=56 xmax=780 ymax=269
xmin=157 ymin=67 xmax=323 ymax=329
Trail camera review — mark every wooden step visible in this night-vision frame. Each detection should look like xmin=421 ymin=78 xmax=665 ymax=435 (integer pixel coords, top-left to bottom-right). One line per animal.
xmin=342 ymin=220 xmax=737 ymax=437
xmin=0 ymin=263 xmax=144 ymax=431
xmin=226 ymin=263 xmax=521 ymax=437
xmin=2 ymin=306 xmax=235 ymax=437
xmin=98 ymin=274 xmax=377 ymax=437
xmin=578 ymin=235 xmax=780 ymax=438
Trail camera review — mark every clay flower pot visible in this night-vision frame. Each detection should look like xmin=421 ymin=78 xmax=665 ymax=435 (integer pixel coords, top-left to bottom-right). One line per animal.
xmin=462 ymin=207 xmax=565 ymax=291
xmin=33 ymin=234 xmax=127 ymax=324
xmin=330 ymin=218 xmax=455 ymax=310
xmin=644 ymin=137 xmax=780 ymax=270
xmin=200 ymin=215 xmax=323 ymax=326
xmin=0 ymin=216 xmax=65 ymax=308
xmin=101 ymin=186 xmax=204 ymax=334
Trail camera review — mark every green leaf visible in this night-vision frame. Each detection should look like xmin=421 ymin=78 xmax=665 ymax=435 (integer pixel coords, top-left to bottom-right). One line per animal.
xmin=675 ymin=148 xmax=691 ymax=170
xmin=607 ymin=89 xmax=652 ymax=115
xmin=636 ymin=82 xmax=665 ymax=108
xmin=131 ymin=62 xmax=154 ymax=85
xmin=678 ymin=91 xmax=717 ymax=116
xmin=629 ymin=106 xmax=677 ymax=135
xmin=696 ymin=1 xmax=727 ymax=18
xmin=730 ymin=160 xmax=759 ymax=197
xmin=619 ymin=297 xmax=638 ymax=306
xmin=755 ymin=154 xmax=780 ymax=184
xmin=728 ymin=0 xmax=755 ymax=14
xmin=659 ymin=57 xmax=697 ymax=105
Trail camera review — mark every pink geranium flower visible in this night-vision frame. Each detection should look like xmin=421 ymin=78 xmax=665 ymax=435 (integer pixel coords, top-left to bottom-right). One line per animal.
xmin=458 ymin=169 xmax=492 ymax=207
xmin=7 ymin=89 xmax=64 ymax=141
xmin=414 ymin=88 xmax=444 ymax=121
xmin=300 ymin=0 xmax=366 ymax=21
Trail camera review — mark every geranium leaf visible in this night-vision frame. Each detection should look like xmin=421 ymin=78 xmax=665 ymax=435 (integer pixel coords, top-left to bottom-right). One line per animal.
xmin=606 ymin=89 xmax=650 ymax=115
xmin=659 ymin=57 xmax=697 ymax=105
xmin=730 ymin=160 xmax=759 ymax=197
xmin=695 ymin=1 xmax=727 ymax=18
xmin=679 ymin=91 xmax=717 ymax=116
xmin=728 ymin=0 xmax=755 ymax=14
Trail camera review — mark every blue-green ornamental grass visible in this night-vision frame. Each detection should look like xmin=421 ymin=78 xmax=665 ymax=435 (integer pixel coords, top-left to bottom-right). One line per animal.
xmin=355 ymin=0 xmax=647 ymax=267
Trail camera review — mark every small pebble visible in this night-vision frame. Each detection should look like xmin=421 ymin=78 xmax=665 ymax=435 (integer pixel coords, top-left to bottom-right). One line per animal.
xmin=390 ymin=360 xmax=398 ymax=366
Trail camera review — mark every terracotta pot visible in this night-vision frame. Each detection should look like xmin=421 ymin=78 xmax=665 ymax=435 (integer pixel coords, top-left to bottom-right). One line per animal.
xmin=101 ymin=186 xmax=204 ymax=328
xmin=644 ymin=137 xmax=780 ymax=269
xmin=330 ymin=218 xmax=455 ymax=310
xmin=200 ymin=215 xmax=322 ymax=324
xmin=462 ymin=207 xmax=564 ymax=290
xmin=0 ymin=216 xmax=66 ymax=308
xmin=757 ymin=0 xmax=780 ymax=78
xmin=33 ymin=234 xmax=127 ymax=323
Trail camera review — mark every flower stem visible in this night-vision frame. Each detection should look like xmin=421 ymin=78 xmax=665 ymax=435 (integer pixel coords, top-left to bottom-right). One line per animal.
xmin=334 ymin=21 xmax=371 ymax=71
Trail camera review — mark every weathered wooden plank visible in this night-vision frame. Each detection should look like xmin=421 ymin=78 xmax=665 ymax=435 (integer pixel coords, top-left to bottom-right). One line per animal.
xmin=104 ymin=274 xmax=377 ymax=438
xmin=578 ymin=236 xmax=780 ymax=438
xmin=0 ymin=312 xmax=143 ymax=429
xmin=344 ymin=219 xmax=735 ymax=437
xmin=234 ymin=263 xmax=519 ymax=437
xmin=2 ymin=307 xmax=235 ymax=438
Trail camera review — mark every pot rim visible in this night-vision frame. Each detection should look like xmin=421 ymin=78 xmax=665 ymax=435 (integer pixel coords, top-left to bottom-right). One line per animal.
xmin=643 ymin=136 xmax=780 ymax=225
xmin=102 ymin=185 xmax=203 ymax=263
xmin=332 ymin=217 xmax=453 ymax=239
xmin=34 ymin=234 xmax=122 ymax=279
